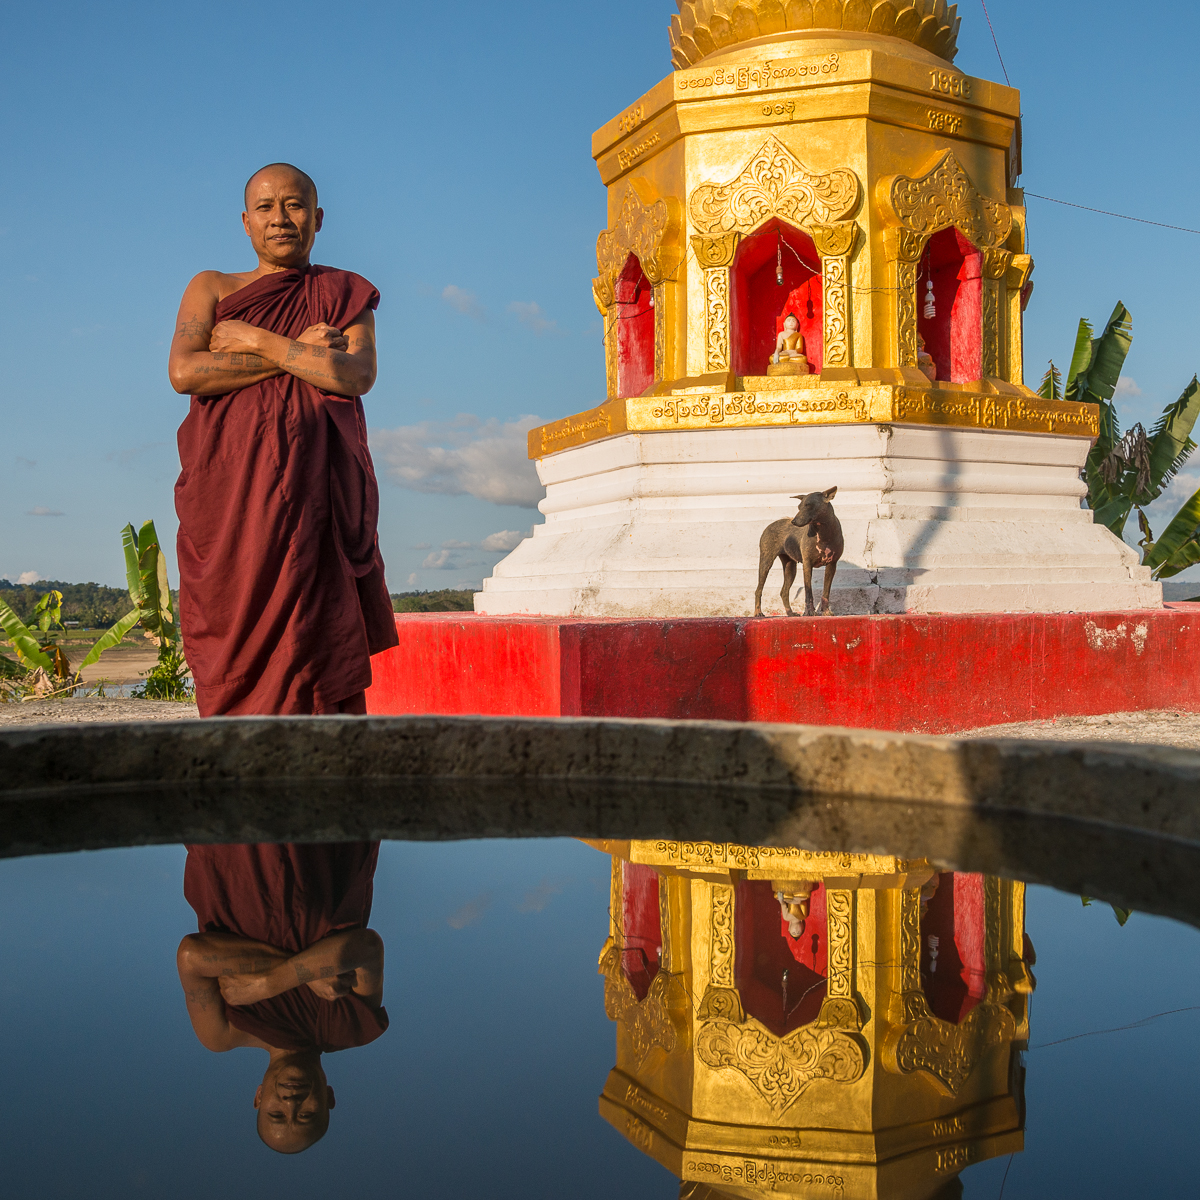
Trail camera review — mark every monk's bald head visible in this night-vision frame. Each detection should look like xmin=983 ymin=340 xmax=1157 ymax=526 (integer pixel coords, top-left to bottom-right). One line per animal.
xmin=244 ymin=163 xmax=318 ymax=210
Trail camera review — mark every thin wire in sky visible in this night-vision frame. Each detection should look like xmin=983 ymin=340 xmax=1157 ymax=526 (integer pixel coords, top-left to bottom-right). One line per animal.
xmin=1025 ymin=192 xmax=1200 ymax=236
xmin=979 ymin=0 xmax=1011 ymax=86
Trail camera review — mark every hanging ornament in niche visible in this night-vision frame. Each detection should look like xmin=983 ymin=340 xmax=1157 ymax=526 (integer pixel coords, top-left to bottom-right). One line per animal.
xmin=924 ymin=277 xmax=936 ymax=320
xmin=776 ymin=235 xmax=784 ymax=286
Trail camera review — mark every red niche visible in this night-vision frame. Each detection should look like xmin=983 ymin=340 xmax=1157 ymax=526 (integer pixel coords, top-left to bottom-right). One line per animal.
xmin=735 ymin=879 xmax=827 ymax=1035
xmin=616 ymin=253 xmax=655 ymax=399
xmin=621 ymin=861 xmax=662 ymax=1001
xmin=731 ymin=219 xmax=822 ymax=377
xmin=916 ymin=227 xmax=982 ymax=384
xmin=919 ymin=872 xmax=987 ymax=1024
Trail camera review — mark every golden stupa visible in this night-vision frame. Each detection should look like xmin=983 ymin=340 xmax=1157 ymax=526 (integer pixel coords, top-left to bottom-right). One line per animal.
xmin=529 ymin=0 xmax=1081 ymax=457
xmin=589 ymin=839 xmax=1035 ymax=1199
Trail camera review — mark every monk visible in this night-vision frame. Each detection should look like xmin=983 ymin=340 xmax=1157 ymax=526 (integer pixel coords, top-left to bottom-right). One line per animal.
xmin=169 ymin=163 xmax=398 ymax=715
xmin=176 ymin=842 xmax=388 ymax=1154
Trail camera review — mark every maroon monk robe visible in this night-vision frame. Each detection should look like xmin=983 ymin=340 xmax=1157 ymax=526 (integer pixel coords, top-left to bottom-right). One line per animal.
xmin=184 ymin=842 xmax=388 ymax=1053
xmin=175 ymin=265 xmax=399 ymax=716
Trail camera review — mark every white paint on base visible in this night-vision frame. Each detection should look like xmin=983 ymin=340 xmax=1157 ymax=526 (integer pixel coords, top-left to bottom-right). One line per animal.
xmin=475 ymin=424 xmax=1161 ymax=616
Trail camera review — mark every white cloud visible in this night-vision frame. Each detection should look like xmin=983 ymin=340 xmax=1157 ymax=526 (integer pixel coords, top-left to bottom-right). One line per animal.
xmin=405 ymin=572 xmax=418 ymax=587
xmin=481 ymin=529 xmax=525 ymax=552
xmin=27 ymin=507 xmax=63 ymax=517
xmin=507 ymin=300 xmax=559 ymax=336
xmin=1114 ymin=377 xmax=1142 ymax=399
xmin=516 ymin=878 xmax=565 ymax=913
xmin=442 ymin=285 xmax=485 ymax=321
xmin=410 ymin=542 xmax=432 ymax=551
xmin=421 ymin=549 xmax=458 ymax=569
xmin=371 ymin=414 xmax=545 ymax=509
xmin=16 ymin=571 xmax=41 ymax=585
xmin=446 ymin=891 xmax=492 ymax=929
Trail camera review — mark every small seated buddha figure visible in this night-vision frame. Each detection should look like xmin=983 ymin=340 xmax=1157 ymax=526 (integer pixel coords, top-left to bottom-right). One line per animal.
xmin=917 ymin=332 xmax=937 ymax=382
xmin=768 ymin=312 xmax=811 ymax=376
xmin=774 ymin=879 xmax=817 ymax=938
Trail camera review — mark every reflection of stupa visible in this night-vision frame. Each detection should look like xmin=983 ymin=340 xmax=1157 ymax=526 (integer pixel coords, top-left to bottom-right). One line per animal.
xmin=588 ymin=840 xmax=1035 ymax=1198
xmin=477 ymin=2 xmax=1158 ymax=617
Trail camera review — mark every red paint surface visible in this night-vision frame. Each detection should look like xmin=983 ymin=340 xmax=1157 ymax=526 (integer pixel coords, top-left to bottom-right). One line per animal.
xmin=616 ymin=253 xmax=654 ymax=399
xmin=731 ymin=220 xmax=821 ymax=376
xmin=735 ymin=880 xmax=826 ymax=1034
xmin=620 ymin=862 xmax=661 ymax=1001
xmin=917 ymin=227 xmax=982 ymax=384
xmin=920 ymin=872 xmax=987 ymax=1024
xmin=366 ymin=610 xmax=1200 ymax=734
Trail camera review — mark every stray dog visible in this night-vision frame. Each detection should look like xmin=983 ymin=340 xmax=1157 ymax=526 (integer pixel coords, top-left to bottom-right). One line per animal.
xmin=754 ymin=487 xmax=843 ymax=616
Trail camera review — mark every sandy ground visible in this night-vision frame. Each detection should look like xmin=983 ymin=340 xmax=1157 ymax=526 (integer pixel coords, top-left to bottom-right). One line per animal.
xmin=3 ymin=700 xmax=1200 ymax=750
xmin=953 ymin=709 xmax=1200 ymax=750
xmin=76 ymin=645 xmax=161 ymax=685
xmin=0 ymin=698 xmax=200 ymax=725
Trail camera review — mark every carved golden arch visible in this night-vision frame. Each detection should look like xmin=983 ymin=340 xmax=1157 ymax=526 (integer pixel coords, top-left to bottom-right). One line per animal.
xmin=881 ymin=878 xmax=1030 ymax=1095
xmin=594 ymin=180 xmax=683 ymax=396
xmin=687 ymin=136 xmax=862 ymax=374
xmin=881 ymin=151 xmax=1016 ymax=377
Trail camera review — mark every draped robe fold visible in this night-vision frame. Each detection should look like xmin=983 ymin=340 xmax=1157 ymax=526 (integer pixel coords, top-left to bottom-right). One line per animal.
xmin=175 ymin=265 xmax=398 ymax=716
xmin=185 ymin=841 xmax=388 ymax=1053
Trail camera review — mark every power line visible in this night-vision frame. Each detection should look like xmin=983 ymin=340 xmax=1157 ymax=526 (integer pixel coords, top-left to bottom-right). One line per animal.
xmin=1024 ymin=192 xmax=1200 ymax=236
xmin=980 ymin=0 xmax=1011 ymax=87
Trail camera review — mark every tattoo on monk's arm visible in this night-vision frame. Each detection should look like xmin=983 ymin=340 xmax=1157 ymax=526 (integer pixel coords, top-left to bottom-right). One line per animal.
xmin=176 ymin=317 xmax=211 ymax=340
xmin=284 ymin=340 xmax=304 ymax=364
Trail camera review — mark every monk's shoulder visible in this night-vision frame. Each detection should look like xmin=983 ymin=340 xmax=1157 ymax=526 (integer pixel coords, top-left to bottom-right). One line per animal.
xmin=185 ymin=268 xmax=260 ymax=303
xmin=311 ymin=265 xmax=380 ymax=309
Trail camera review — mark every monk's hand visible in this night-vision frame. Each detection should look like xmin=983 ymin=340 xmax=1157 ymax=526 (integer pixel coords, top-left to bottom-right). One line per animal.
xmin=208 ymin=319 xmax=265 ymax=355
xmin=305 ymin=971 xmax=357 ymax=1002
xmin=218 ymin=970 xmax=274 ymax=1006
xmin=297 ymin=323 xmax=349 ymax=352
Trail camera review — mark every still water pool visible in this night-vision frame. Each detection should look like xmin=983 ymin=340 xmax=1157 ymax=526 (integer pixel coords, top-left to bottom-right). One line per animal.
xmin=0 ymin=838 xmax=1195 ymax=1198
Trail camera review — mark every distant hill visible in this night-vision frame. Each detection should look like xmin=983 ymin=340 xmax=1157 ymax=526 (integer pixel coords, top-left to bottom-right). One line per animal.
xmin=391 ymin=589 xmax=477 ymax=613
xmin=0 ymin=579 xmax=135 ymax=627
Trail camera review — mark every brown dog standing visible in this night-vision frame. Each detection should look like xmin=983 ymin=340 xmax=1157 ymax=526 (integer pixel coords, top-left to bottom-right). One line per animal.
xmin=753 ymin=487 xmax=843 ymax=616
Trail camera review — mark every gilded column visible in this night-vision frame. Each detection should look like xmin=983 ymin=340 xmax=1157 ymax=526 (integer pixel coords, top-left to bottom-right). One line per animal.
xmin=652 ymin=281 xmax=667 ymax=382
xmin=810 ymin=221 xmax=859 ymax=372
xmin=593 ymin=274 xmax=619 ymax=399
xmin=691 ymin=233 xmax=740 ymax=373
xmin=886 ymin=228 xmax=924 ymax=369
xmin=815 ymin=886 xmax=863 ymax=1030
xmin=1004 ymin=253 xmax=1034 ymax=387
xmin=696 ymin=879 xmax=744 ymax=1021
xmin=981 ymin=247 xmax=1012 ymax=380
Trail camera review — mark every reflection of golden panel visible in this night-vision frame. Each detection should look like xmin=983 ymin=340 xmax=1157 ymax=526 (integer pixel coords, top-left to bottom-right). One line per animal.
xmin=600 ymin=942 xmax=689 ymax=1066
xmin=697 ymin=1019 xmax=866 ymax=1113
xmin=710 ymin=882 xmax=735 ymax=988
xmin=689 ymin=136 xmax=860 ymax=236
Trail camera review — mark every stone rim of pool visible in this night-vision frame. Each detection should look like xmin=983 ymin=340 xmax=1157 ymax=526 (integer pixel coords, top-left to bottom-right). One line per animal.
xmin=3 ymin=714 xmax=1198 ymax=926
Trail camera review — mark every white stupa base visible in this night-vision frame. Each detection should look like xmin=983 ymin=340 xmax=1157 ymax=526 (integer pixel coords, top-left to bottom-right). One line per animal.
xmin=475 ymin=424 xmax=1161 ymax=617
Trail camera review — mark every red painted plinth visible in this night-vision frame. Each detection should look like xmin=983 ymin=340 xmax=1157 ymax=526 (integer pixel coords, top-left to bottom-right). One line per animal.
xmin=365 ymin=608 xmax=1200 ymax=734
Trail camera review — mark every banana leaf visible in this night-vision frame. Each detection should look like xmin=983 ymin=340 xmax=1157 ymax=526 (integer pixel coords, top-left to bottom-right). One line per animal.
xmin=1037 ymin=361 xmax=1062 ymax=400
xmin=133 ymin=521 xmax=176 ymax=643
xmin=0 ymin=597 xmax=54 ymax=672
xmin=78 ymin=608 xmax=143 ymax=670
xmin=0 ymin=651 xmax=24 ymax=679
xmin=1091 ymin=493 xmax=1133 ymax=536
xmin=33 ymin=589 xmax=63 ymax=635
xmin=1065 ymin=302 xmax=1132 ymax=405
xmin=122 ymin=523 xmax=146 ymax=609
xmin=1143 ymin=485 xmax=1200 ymax=575
xmin=1141 ymin=376 xmax=1200 ymax=503
xmin=1064 ymin=318 xmax=1094 ymax=397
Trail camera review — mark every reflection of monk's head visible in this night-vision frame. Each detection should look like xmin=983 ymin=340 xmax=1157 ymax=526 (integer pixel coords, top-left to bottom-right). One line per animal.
xmin=254 ymin=1050 xmax=336 ymax=1154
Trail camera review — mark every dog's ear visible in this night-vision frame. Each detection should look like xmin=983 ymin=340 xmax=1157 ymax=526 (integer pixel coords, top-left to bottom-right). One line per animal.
xmin=822 ymin=486 xmax=837 ymax=500
xmin=790 ymin=495 xmax=804 ymax=500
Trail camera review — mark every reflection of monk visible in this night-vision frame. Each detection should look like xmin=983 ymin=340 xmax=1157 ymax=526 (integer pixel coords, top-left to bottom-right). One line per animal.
xmin=176 ymin=842 xmax=387 ymax=1154
xmin=169 ymin=163 xmax=398 ymax=716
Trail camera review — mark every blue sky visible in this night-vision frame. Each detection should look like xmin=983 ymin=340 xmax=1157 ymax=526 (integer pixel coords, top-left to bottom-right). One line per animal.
xmin=3 ymin=0 xmax=1200 ymax=591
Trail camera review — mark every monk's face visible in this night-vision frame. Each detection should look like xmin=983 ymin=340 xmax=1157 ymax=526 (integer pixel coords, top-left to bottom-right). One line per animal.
xmin=242 ymin=168 xmax=323 ymax=269
xmin=254 ymin=1052 xmax=336 ymax=1153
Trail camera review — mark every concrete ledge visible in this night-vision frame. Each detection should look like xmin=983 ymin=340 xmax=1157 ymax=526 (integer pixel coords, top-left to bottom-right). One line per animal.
xmin=2 ymin=715 xmax=1199 ymax=926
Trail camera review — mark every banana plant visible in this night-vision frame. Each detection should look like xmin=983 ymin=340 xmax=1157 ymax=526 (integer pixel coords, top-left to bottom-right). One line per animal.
xmin=1048 ymin=301 xmax=1200 ymax=578
xmin=79 ymin=520 xmax=177 ymax=669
